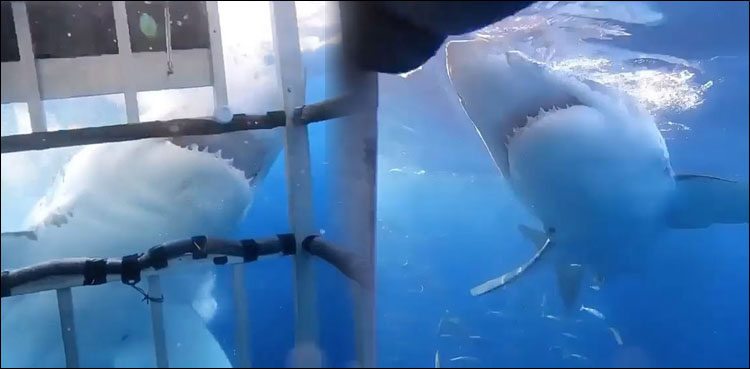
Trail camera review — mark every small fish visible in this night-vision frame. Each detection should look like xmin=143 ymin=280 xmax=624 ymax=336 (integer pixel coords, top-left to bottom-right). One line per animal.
xmin=469 ymin=335 xmax=482 ymax=339
xmin=486 ymin=310 xmax=504 ymax=316
xmin=562 ymin=332 xmax=578 ymax=339
xmin=440 ymin=334 xmax=453 ymax=338
xmin=543 ymin=314 xmax=560 ymax=321
xmin=434 ymin=350 xmax=440 ymax=368
xmin=580 ymin=305 xmax=606 ymax=320
xmin=389 ymin=168 xmax=404 ymax=173
xmin=541 ymin=293 xmax=547 ymax=307
xmin=449 ymin=356 xmax=479 ymax=362
xmin=570 ymin=263 xmax=582 ymax=267
xmin=401 ymin=125 xmax=416 ymax=133
xmin=568 ymin=353 xmax=588 ymax=360
xmin=609 ymin=327 xmax=623 ymax=346
xmin=589 ymin=285 xmax=600 ymax=291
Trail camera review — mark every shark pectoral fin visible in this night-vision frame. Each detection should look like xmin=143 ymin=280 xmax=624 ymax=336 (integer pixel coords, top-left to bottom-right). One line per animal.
xmin=1 ymin=231 xmax=38 ymax=242
xmin=555 ymin=262 xmax=584 ymax=310
xmin=666 ymin=174 xmax=749 ymax=229
xmin=470 ymin=236 xmax=552 ymax=297
xmin=518 ymin=224 xmax=547 ymax=250
xmin=1 ymin=230 xmax=38 ymax=270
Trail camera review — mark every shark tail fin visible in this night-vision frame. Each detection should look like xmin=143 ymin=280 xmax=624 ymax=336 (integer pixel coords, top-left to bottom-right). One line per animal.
xmin=666 ymin=174 xmax=749 ymax=229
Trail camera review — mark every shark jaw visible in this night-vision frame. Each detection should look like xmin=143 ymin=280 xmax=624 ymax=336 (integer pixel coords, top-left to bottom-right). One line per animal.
xmin=447 ymin=40 xmax=675 ymax=245
xmin=446 ymin=37 xmax=748 ymax=306
xmin=169 ymin=128 xmax=284 ymax=185
xmin=1 ymin=130 xmax=285 ymax=367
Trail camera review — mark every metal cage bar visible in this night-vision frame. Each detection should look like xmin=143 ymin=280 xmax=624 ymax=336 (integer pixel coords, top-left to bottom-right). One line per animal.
xmin=112 ymin=1 xmax=139 ymax=122
xmin=56 ymin=288 xmax=80 ymax=368
xmin=270 ymin=0 xmax=320 ymax=352
xmin=9 ymin=1 xmax=46 ymax=132
xmin=1 ymin=2 xmax=380 ymax=368
xmin=148 ymin=275 xmax=169 ymax=368
xmin=323 ymin=3 xmax=378 ymax=366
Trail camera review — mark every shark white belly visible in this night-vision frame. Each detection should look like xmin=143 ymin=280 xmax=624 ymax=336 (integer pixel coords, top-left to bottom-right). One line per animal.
xmin=446 ymin=38 xmax=749 ymax=307
xmin=1 ymin=129 xmax=282 ymax=367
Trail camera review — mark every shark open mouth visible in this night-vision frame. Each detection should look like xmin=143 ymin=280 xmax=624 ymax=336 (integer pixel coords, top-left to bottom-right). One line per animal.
xmin=504 ymin=97 xmax=586 ymax=147
xmin=168 ymin=130 xmax=282 ymax=187
xmin=173 ymin=141 xmax=259 ymax=183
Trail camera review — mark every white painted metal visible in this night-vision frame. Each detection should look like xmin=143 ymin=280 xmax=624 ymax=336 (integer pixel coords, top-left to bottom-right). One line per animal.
xmin=5 ymin=252 xmax=284 ymax=298
xmin=324 ymin=3 xmax=378 ymax=366
xmin=232 ymin=265 xmax=252 ymax=368
xmin=270 ymin=0 xmax=320 ymax=350
xmin=112 ymin=1 xmax=139 ymax=122
xmin=148 ymin=275 xmax=169 ymax=368
xmin=0 ymin=62 xmax=27 ymax=104
xmin=2 ymin=50 xmax=213 ymax=105
xmin=206 ymin=1 xmax=228 ymax=112
xmin=164 ymin=5 xmax=174 ymax=76
xmin=56 ymin=288 xmax=80 ymax=368
xmin=9 ymin=2 xmax=46 ymax=132
xmin=206 ymin=4 xmax=254 ymax=366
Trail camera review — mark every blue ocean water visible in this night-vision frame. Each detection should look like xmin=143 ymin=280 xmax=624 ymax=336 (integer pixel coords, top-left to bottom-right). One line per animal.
xmin=207 ymin=2 xmax=748 ymax=368
xmin=3 ymin=1 xmax=744 ymax=368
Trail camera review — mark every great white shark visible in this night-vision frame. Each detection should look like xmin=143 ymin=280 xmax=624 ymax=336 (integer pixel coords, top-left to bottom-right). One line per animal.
xmin=445 ymin=38 xmax=749 ymax=307
xmin=1 ymin=128 xmax=282 ymax=367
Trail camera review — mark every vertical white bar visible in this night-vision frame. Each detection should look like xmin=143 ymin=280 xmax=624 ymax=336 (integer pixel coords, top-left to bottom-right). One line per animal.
xmin=148 ymin=275 xmax=169 ymax=368
xmin=232 ymin=266 xmax=252 ymax=367
xmin=328 ymin=75 xmax=379 ymax=369
xmin=56 ymin=288 xmax=80 ymax=368
xmin=112 ymin=1 xmax=139 ymax=123
xmin=209 ymin=3 xmax=252 ymax=366
xmin=324 ymin=3 xmax=377 ymax=367
xmin=11 ymin=1 xmax=46 ymax=132
xmin=270 ymin=0 xmax=320 ymax=350
xmin=206 ymin=1 xmax=228 ymax=110
xmin=115 ymin=6 xmax=168 ymax=366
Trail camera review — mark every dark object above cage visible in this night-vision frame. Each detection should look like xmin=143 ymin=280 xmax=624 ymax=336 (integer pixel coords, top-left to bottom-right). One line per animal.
xmin=339 ymin=1 xmax=534 ymax=74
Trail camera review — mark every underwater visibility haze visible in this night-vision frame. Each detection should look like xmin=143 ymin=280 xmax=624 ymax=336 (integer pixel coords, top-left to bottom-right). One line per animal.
xmin=0 ymin=1 xmax=748 ymax=368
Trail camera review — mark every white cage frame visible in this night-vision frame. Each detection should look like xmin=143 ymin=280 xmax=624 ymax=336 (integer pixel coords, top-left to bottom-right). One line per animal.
xmin=0 ymin=1 xmax=377 ymax=368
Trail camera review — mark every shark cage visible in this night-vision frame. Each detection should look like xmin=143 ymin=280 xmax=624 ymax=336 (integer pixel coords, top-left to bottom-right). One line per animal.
xmin=0 ymin=1 xmax=375 ymax=367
